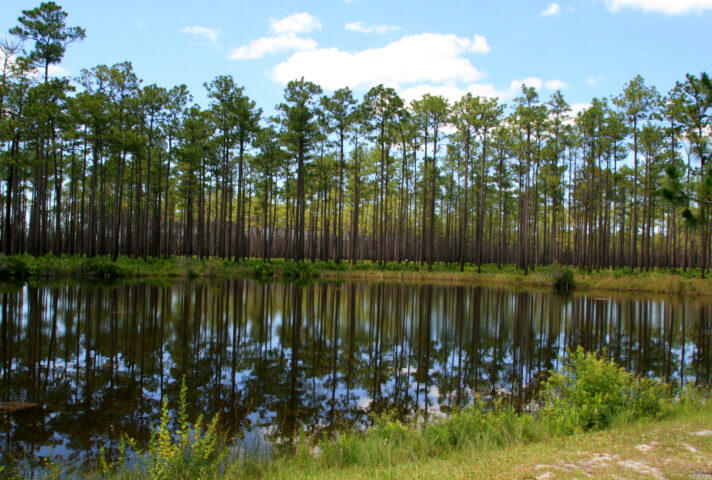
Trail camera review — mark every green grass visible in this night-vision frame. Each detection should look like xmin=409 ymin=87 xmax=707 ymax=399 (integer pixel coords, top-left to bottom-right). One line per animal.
xmin=258 ymin=407 xmax=712 ymax=480
xmin=2 ymin=254 xmax=712 ymax=296
xmin=0 ymin=254 xmax=318 ymax=281
xmin=10 ymin=348 xmax=708 ymax=480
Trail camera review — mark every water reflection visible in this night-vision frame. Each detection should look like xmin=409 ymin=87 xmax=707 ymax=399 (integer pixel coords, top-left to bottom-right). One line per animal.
xmin=1 ymin=280 xmax=710 ymax=470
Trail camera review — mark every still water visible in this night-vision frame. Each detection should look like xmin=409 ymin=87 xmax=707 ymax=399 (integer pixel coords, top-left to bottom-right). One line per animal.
xmin=1 ymin=279 xmax=711 ymax=470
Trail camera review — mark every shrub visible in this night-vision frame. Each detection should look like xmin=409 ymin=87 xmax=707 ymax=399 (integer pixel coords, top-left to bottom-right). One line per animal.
xmin=280 ymin=260 xmax=315 ymax=279
xmin=540 ymin=347 xmax=673 ymax=434
xmin=551 ymin=265 xmax=574 ymax=291
xmin=243 ymin=258 xmax=276 ymax=278
xmin=0 ymin=255 xmax=32 ymax=278
xmin=79 ymin=257 xmax=124 ymax=279
xmin=97 ymin=379 xmax=225 ymax=480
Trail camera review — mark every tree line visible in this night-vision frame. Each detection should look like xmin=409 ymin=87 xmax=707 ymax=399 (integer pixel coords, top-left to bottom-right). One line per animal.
xmin=2 ymin=3 xmax=712 ymax=274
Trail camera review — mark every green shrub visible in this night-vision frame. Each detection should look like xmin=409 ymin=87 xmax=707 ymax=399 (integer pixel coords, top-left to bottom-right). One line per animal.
xmin=280 ymin=260 xmax=315 ymax=279
xmin=80 ymin=257 xmax=125 ymax=279
xmin=97 ymin=379 xmax=225 ymax=480
xmin=540 ymin=347 xmax=673 ymax=434
xmin=0 ymin=255 xmax=32 ymax=278
xmin=313 ymin=259 xmax=347 ymax=271
xmin=551 ymin=265 xmax=574 ymax=291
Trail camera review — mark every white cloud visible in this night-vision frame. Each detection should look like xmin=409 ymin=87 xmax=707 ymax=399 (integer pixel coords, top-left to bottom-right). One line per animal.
xmin=0 ymin=50 xmax=68 ymax=79
xmin=0 ymin=50 xmax=14 ymax=67
xmin=605 ymin=0 xmax=712 ymax=14
xmin=399 ymin=84 xmax=474 ymax=103
xmin=571 ymin=102 xmax=591 ymax=115
xmin=180 ymin=25 xmax=220 ymax=43
xmin=269 ymin=13 xmax=321 ymax=35
xmin=509 ymin=77 xmax=543 ymax=91
xmin=229 ymin=33 xmax=317 ymax=60
xmin=545 ymin=79 xmax=567 ymax=90
xmin=502 ymin=77 xmax=565 ymax=96
xmin=273 ymin=33 xmax=490 ymax=90
xmin=230 ymin=13 xmax=321 ymax=60
xmin=558 ymin=102 xmax=591 ymax=125
xmin=400 ymin=77 xmax=565 ymax=103
xmin=48 ymin=64 xmax=70 ymax=77
xmin=345 ymin=21 xmax=401 ymax=34
xmin=540 ymin=3 xmax=561 ymax=16
xmin=470 ymin=34 xmax=491 ymax=54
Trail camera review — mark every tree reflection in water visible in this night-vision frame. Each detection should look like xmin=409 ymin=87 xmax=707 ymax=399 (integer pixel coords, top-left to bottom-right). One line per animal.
xmin=0 ymin=280 xmax=710 ymax=471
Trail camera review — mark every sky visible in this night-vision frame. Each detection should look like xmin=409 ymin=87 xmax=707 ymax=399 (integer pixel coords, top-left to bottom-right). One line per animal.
xmin=1 ymin=0 xmax=711 ymax=113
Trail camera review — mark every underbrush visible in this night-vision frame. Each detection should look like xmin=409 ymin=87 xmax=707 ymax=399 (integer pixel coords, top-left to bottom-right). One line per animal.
xmin=551 ymin=265 xmax=575 ymax=292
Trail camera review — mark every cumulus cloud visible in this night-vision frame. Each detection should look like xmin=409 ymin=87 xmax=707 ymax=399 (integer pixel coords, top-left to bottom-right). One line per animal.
xmin=230 ymin=34 xmax=317 ymax=60
xmin=345 ymin=21 xmax=401 ymax=34
xmin=399 ymin=77 xmax=567 ymax=103
xmin=48 ymin=64 xmax=70 ymax=77
xmin=230 ymin=13 xmax=321 ymax=60
xmin=545 ymin=79 xmax=567 ymax=90
xmin=273 ymin=33 xmax=490 ymax=90
xmin=180 ymin=25 xmax=220 ymax=43
xmin=399 ymin=84 xmax=479 ymax=103
xmin=0 ymin=49 xmax=69 ymax=79
xmin=470 ymin=34 xmax=491 ymax=54
xmin=540 ymin=3 xmax=561 ymax=16
xmin=269 ymin=12 xmax=321 ymax=35
xmin=605 ymin=0 xmax=712 ymax=14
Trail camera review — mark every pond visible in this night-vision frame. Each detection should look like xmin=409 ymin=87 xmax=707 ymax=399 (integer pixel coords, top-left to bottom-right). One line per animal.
xmin=1 ymin=279 xmax=710 ymax=471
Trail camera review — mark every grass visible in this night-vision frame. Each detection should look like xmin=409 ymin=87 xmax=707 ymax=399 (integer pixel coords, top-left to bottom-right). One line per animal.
xmin=9 ymin=349 xmax=709 ymax=480
xmin=0 ymin=254 xmax=317 ymax=281
xmin=318 ymin=262 xmax=712 ymax=297
xmin=1 ymin=254 xmax=712 ymax=296
xmin=256 ymin=408 xmax=712 ymax=480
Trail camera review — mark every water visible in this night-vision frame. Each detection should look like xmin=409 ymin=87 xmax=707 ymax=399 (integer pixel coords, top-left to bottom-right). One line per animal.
xmin=1 ymin=279 xmax=710 ymax=471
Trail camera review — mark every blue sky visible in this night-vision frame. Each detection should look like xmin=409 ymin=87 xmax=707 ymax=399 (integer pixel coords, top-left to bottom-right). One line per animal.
xmin=2 ymin=0 xmax=711 ymax=112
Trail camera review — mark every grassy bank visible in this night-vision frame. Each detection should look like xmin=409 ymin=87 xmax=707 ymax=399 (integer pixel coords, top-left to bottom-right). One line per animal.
xmin=1 ymin=254 xmax=712 ymax=296
xmin=321 ymin=264 xmax=712 ymax=296
xmin=0 ymin=254 xmax=316 ymax=281
xmin=11 ymin=349 xmax=708 ymax=480
xmin=263 ymin=408 xmax=712 ymax=480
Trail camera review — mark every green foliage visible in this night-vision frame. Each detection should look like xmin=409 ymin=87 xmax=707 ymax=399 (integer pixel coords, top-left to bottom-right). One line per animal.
xmin=541 ymin=347 xmax=674 ymax=434
xmin=314 ymin=349 xmax=683 ymax=471
xmin=551 ymin=265 xmax=574 ymax=291
xmin=0 ymin=254 xmax=32 ymax=278
xmin=79 ymin=256 xmax=125 ymax=279
xmin=97 ymin=378 xmax=226 ymax=480
xmin=312 ymin=259 xmax=348 ymax=271
xmin=237 ymin=258 xmax=317 ymax=279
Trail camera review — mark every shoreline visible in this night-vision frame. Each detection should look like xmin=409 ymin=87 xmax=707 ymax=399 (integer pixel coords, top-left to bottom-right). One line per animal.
xmin=261 ymin=405 xmax=712 ymax=480
xmin=317 ymin=268 xmax=712 ymax=297
xmin=11 ymin=351 xmax=707 ymax=480
xmin=1 ymin=254 xmax=711 ymax=297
